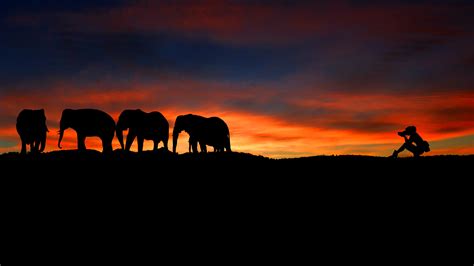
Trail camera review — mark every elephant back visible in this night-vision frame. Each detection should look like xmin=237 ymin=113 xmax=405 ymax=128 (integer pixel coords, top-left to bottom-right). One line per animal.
xmin=74 ymin=109 xmax=115 ymax=129
xmin=208 ymin=117 xmax=230 ymax=135
xmin=148 ymin=111 xmax=169 ymax=127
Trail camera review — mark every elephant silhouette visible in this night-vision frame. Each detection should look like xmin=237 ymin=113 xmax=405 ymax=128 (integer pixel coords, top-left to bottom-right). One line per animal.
xmin=58 ymin=109 xmax=115 ymax=153
xmin=187 ymin=136 xmax=220 ymax=153
xmin=116 ymin=109 xmax=169 ymax=152
xmin=173 ymin=114 xmax=231 ymax=154
xmin=16 ymin=109 xmax=49 ymax=154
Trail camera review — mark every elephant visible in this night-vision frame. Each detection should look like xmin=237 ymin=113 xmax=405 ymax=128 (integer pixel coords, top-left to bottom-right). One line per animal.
xmin=58 ymin=109 xmax=115 ymax=153
xmin=173 ymin=114 xmax=231 ymax=154
xmin=116 ymin=109 xmax=169 ymax=152
xmin=16 ymin=109 xmax=49 ymax=154
xmin=187 ymin=137 xmax=220 ymax=153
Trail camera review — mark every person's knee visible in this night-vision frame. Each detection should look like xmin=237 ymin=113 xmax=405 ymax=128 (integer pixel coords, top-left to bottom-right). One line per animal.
xmin=405 ymin=144 xmax=416 ymax=152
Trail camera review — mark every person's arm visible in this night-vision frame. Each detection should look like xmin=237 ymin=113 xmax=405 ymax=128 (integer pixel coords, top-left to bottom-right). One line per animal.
xmin=405 ymin=135 xmax=414 ymax=144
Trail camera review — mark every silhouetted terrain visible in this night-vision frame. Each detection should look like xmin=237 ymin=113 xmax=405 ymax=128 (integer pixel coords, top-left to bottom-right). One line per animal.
xmin=0 ymin=149 xmax=268 ymax=162
xmin=1 ymin=149 xmax=469 ymax=250
xmin=1 ymin=149 xmax=471 ymax=177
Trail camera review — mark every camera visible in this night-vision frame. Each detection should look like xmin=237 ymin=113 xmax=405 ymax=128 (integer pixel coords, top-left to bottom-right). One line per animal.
xmin=398 ymin=131 xmax=406 ymax=137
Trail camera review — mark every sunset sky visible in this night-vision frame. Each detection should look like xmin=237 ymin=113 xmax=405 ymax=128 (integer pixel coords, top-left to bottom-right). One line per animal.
xmin=0 ymin=0 xmax=473 ymax=157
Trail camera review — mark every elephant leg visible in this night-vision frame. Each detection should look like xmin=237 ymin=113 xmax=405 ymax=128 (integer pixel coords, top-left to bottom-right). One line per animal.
xmin=188 ymin=136 xmax=195 ymax=153
xmin=125 ymin=133 xmax=135 ymax=151
xmin=191 ymin=141 xmax=199 ymax=153
xmin=32 ymin=140 xmax=39 ymax=153
xmin=163 ymin=137 xmax=168 ymax=151
xmin=78 ymin=134 xmax=86 ymax=150
xmin=137 ymin=137 xmax=144 ymax=153
xmin=199 ymin=142 xmax=207 ymax=153
xmin=29 ymin=143 xmax=35 ymax=153
xmin=104 ymin=145 xmax=112 ymax=153
xmin=20 ymin=139 xmax=27 ymax=154
xmin=153 ymin=140 xmax=158 ymax=151
xmin=102 ymin=138 xmax=113 ymax=153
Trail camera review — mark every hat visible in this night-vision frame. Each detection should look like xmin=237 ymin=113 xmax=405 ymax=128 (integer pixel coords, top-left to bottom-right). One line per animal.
xmin=405 ymin=126 xmax=417 ymax=134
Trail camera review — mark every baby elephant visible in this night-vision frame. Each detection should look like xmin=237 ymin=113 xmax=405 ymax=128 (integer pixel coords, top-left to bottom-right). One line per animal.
xmin=16 ymin=109 xmax=49 ymax=154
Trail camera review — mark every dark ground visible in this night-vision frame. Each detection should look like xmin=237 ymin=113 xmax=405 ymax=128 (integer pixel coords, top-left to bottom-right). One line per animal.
xmin=1 ymin=149 xmax=469 ymax=257
xmin=2 ymin=149 xmax=469 ymax=216
xmin=1 ymin=149 xmax=470 ymax=201
xmin=1 ymin=149 xmax=471 ymax=176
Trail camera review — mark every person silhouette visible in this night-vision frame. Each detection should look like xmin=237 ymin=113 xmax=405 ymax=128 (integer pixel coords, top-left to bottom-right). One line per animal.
xmin=389 ymin=126 xmax=430 ymax=158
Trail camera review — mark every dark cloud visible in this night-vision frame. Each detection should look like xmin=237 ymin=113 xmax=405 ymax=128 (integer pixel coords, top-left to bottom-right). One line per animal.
xmin=433 ymin=107 xmax=474 ymax=118
xmin=252 ymin=133 xmax=304 ymax=142
xmin=381 ymin=38 xmax=447 ymax=64
xmin=435 ymin=126 xmax=471 ymax=134
xmin=3 ymin=0 xmax=473 ymax=93
xmin=0 ymin=113 xmax=17 ymax=129
xmin=0 ymin=27 xmax=307 ymax=87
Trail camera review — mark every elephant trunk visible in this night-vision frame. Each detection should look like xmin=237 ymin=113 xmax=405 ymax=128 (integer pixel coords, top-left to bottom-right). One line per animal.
xmin=39 ymin=132 xmax=46 ymax=152
xmin=58 ymin=129 xmax=64 ymax=149
xmin=116 ymin=127 xmax=125 ymax=150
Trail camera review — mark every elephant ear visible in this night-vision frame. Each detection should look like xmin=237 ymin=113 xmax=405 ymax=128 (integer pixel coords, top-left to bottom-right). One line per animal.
xmin=40 ymin=109 xmax=46 ymax=119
